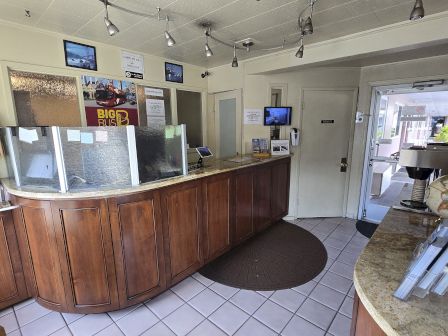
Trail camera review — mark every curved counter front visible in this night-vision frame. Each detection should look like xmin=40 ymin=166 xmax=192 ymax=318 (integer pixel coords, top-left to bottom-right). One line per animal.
xmin=3 ymin=156 xmax=291 ymax=313
xmin=352 ymin=209 xmax=448 ymax=336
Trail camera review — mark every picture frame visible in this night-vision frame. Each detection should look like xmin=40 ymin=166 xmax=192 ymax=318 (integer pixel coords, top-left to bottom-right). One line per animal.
xmin=165 ymin=62 xmax=183 ymax=83
xmin=63 ymin=40 xmax=97 ymax=71
xmin=271 ymin=140 xmax=290 ymax=156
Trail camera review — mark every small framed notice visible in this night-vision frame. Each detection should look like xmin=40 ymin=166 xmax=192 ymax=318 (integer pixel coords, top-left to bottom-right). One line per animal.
xmin=271 ymin=140 xmax=290 ymax=156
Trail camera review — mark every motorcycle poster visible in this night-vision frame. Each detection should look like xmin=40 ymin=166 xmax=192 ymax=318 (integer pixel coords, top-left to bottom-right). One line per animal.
xmin=81 ymin=75 xmax=139 ymax=126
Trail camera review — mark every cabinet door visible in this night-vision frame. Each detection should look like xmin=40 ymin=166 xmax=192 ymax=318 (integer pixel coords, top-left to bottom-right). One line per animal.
xmin=203 ymin=174 xmax=232 ymax=262
xmin=161 ymin=181 xmax=203 ymax=285
xmin=0 ymin=211 xmax=28 ymax=310
xmin=109 ymin=191 xmax=166 ymax=307
xmin=253 ymin=166 xmax=272 ymax=232
xmin=52 ymin=199 xmax=119 ymax=313
xmin=271 ymin=159 xmax=290 ymax=220
xmin=234 ymin=170 xmax=254 ymax=243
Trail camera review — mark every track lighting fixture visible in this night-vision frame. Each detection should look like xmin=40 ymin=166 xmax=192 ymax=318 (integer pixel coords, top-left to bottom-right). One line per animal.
xmin=302 ymin=16 xmax=313 ymax=35
xmin=295 ymin=37 xmax=304 ymax=58
xmin=410 ymin=0 xmax=425 ymax=20
xmin=164 ymin=17 xmax=176 ymax=47
xmin=232 ymin=44 xmax=238 ymax=68
xmin=205 ymin=30 xmax=213 ymax=57
xmin=103 ymin=0 xmax=119 ymax=36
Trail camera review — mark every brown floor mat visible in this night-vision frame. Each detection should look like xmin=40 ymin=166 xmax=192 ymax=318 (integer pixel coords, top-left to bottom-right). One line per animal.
xmin=199 ymin=220 xmax=327 ymax=291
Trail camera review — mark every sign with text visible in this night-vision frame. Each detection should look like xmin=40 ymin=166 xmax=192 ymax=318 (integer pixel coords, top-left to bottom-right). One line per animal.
xmin=81 ymin=75 xmax=139 ymax=126
xmin=121 ymin=51 xmax=144 ymax=79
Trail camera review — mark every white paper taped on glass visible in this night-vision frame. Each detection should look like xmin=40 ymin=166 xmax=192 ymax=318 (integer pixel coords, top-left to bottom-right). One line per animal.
xmin=394 ymin=220 xmax=448 ymax=300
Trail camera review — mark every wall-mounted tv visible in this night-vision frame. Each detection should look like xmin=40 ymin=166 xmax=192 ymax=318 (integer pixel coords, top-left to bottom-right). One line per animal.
xmin=264 ymin=107 xmax=292 ymax=126
xmin=165 ymin=62 xmax=183 ymax=83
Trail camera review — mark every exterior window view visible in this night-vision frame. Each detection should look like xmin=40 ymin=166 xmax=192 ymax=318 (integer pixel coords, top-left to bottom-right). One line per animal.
xmin=0 ymin=1 xmax=447 ymax=336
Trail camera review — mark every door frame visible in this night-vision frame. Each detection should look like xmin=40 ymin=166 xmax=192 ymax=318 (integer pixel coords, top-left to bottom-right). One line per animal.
xmin=297 ymin=87 xmax=359 ymax=218
xmin=358 ymin=80 xmax=448 ymax=221
xmin=214 ymin=89 xmax=243 ymax=158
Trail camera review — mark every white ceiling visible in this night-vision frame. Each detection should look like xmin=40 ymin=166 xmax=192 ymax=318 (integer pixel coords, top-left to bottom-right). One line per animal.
xmin=1 ymin=0 xmax=448 ymax=68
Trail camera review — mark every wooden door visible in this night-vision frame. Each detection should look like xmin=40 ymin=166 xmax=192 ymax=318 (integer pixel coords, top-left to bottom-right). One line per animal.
xmin=109 ymin=191 xmax=166 ymax=307
xmin=52 ymin=199 xmax=119 ymax=313
xmin=234 ymin=169 xmax=254 ymax=243
xmin=271 ymin=159 xmax=290 ymax=221
xmin=16 ymin=198 xmax=67 ymax=311
xmin=203 ymin=173 xmax=232 ymax=262
xmin=254 ymin=166 xmax=272 ymax=232
xmin=161 ymin=181 xmax=203 ymax=285
xmin=0 ymin=210 xmax=28 ymax=310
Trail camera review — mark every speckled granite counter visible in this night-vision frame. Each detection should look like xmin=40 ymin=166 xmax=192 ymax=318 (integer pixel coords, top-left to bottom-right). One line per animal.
xmin=354 ymin=209 xmax=448 ymax=336
xmin=2 ymin=155 xmax=291 ymax=200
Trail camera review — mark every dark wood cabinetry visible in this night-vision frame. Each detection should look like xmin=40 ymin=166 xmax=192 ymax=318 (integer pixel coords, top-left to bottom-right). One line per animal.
xmin=351 ymin=292 xmax=386 ymax=336
xmin=5 ymin=157 xmax=291 ymax=313
xmin=234 ymin=169 xmax=254 ymax=243
xmin=0 ymin=210 xmax=28 ymax=310
xmin=109 ymin=191 xmax=166 ymax=307
xmin=161 ymin=181 xmax=203 ymax=285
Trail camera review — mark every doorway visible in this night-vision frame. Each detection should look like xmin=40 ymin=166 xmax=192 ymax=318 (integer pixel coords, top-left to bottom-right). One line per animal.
xmin=298 ymin=89 xmax=357 ymax=218
xmin=214 ymin=90 xmax=242 ymax=159
xmin=360 ymin=85 xmax=448 ymax=223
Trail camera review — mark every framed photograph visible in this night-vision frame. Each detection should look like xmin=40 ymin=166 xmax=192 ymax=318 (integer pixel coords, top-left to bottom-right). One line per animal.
xmin=165 ymin=62 xmax=183 ymax=83
xmin=64 ymin=40 xmax=97 ymax=71
xmin=271 ymin=140 xmax=290 ymax=156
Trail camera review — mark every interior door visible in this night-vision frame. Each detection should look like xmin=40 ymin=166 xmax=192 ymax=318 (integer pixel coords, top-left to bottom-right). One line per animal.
xmin=214 ymin=90 xmax=242 ymax=158
xmin=298 ymin=89 xmax=356 ymax=217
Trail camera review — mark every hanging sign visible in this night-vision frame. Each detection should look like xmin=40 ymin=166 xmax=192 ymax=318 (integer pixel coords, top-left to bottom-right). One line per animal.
xmin=121 ymin=51 xmax=144 ymax=79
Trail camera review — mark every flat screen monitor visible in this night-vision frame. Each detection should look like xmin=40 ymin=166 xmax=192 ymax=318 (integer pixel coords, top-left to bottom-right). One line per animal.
xmin=264 ymin=107 xmax=292 ymax=126
xmin=196 ymin=146 xmax=213 ymax=158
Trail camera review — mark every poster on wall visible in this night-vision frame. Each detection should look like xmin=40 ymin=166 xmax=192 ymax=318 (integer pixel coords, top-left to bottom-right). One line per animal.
xmin=244 ymin=108 xmax=263 ymax=125
xmin=121 ymin=51 xmax=144 ymax=79
xmin=146 ymin=99 xmax=166 ymax=127
xmin=81 ymin=75 xmax=138 ymax=126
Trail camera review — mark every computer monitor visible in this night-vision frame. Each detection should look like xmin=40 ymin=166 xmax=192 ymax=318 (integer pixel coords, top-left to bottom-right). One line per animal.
xmin=196 ymin=146 xmax=213 ymax=158
xmin=264 ymin=107 xmax=292 ymax=126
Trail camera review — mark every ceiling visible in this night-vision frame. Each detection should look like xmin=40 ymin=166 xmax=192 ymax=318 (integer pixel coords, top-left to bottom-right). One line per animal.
xmin=392 ymin=91 xmax=448 ymax=116
xmin=1 ymin=0 xmax=448 ymax=68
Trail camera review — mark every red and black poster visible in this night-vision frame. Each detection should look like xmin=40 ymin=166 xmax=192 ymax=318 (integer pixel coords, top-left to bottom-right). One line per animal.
xmin=81 ymin=75 xmax=139 ymax=126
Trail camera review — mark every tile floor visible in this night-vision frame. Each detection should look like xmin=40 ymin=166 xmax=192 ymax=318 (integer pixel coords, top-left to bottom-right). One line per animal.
xmin=0 ymin=217 xmax=369 ymax=336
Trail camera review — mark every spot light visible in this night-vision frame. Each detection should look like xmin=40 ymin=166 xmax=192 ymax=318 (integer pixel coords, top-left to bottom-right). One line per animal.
xmin=295 ymin=37 xmax=304 ymax=58
xmin=104 ymin=0 xmax=119 ymax=36
xmin=164 ymin=17 xmax=176 ymax=47
xmin=410 ymin=0 xmax=425 ymax=20
xmin=232 ymin=44 xmax=238 ymax=68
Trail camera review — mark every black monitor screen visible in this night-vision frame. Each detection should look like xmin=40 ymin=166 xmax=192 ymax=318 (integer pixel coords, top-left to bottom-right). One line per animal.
xmin=264 ymin=107 xmax=292 ymax=126
xmin=196 ymin=146 xmax=213 ymax=158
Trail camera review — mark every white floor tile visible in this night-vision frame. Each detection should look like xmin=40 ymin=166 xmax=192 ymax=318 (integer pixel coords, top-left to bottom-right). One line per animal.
xmin=163 ymin=304 xmax=204 ymax=336
xmin=0 ymin=307 xmax=13 ymax=319
xmin=115 ymin=305 xmax=159 ymax=336
xmin=329 ymin=261 xmax=354 ymax=280
xmin=256 ymin=290 xmax=274 ymax=298
xmin=49 ymin=326 xmax=72 ymax=336
xmin=96 ymin=324 xmax=125 ymax=336
xmin=328 ymin=313 xmax=351 ymax=336
xmin=324 ymin=258 xmax=336 ymax=271
xmin=209 ymin=282 xmax=239 ymax=299
xmin=324 ymin=246 xmax=342 ymax=260
xmin=146 ymin=290 xmax=184 ymax=319
xmin=324 ymin=238 xmax=347 ymax=250
xmin=0 ymin=312 xmax=18 ymax=334
xmin=141 ymin=321 xmax=175 ymax=336
xmin=13 ymin=299 xmax=35 ymax=311
xmin=336 ymin=251 xmax=359 ymax=267
xmin=188 ymin=320 xmax=227 ymax=336
xmin=339 ymin=296 xmax=354 ymax=318
xmin=188 ymin=288 xmax=225 ymax=317
xmin=230 ymin=290 xmax=266 ymax=315
xmin=21 ymin=312 xmax=65 ymax=336
xmin=320 ymin=272 xmax=353 ymax=295
xmin=296 ymin=298 xmax=337 ymax=330
xmin=62 ymin=312 xmax=84 ymax=324
xmin=309 ymin=284 xmax=345 ymax=311
xmin=209 ymin=302 xmax=249 ymax=335
xmin=269 ymin=289 xmax=306 ymax=313
xmin=253 ymin=300 xmax=293 ymax=333
xmin=282 ymin=315 xmax=325 ymax=336
xmin=171 ymin=277 xmax=206 ymax=301
xmin=107 ymin=304 xmax=141 ymax=322
xmin=192 ymin=273 xmax=215 ymax=287
xmin=291 ymin=281 xmax=316 ymax=296
xmin=348 ymin=285 xmax=355 ymax=298
xmin=235 ymin=318 xmax=277 ymax=336
xmin=15 ymin=302 xmax=52 ymax=326
xmin=69 ymin=313 xmax=113 ymax=336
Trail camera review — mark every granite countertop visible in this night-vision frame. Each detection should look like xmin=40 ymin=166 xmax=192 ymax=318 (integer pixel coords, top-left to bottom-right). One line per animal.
xmin=2 ymin=155 xmax=291 ymax=200
xmin=354 ymin=208 xmax=448 ymax=336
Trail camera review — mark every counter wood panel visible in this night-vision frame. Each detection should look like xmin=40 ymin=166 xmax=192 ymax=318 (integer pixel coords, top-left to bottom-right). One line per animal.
xmin=109 ymin=191 xmax=166 ymax=307
xmin=234 ymin=169 xmax=254 ymax=244
xmin=351 ymin=293 xmax=386 ymax=336
xmin=271 ymin=160 xmax=290 ymax=220
xmin=161 ymin=181 xmax=203 ymax=285
xmin=254 ymin=166 xmax=272 ymax=232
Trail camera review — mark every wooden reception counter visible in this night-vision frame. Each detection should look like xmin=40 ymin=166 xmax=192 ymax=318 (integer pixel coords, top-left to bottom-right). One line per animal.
xmin=0 ymin=156 xmax=290 ymax=314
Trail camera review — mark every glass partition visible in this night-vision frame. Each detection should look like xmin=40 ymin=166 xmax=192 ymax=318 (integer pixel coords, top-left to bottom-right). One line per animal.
xmin=58 ymin=127 xmax=134 ymax=191
xmin=135 ymin=125 xmax=185 ymax=183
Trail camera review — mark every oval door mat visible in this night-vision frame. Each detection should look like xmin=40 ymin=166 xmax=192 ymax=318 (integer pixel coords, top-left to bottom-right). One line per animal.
xmin=200 ymin=220 xmax=327 ymax=291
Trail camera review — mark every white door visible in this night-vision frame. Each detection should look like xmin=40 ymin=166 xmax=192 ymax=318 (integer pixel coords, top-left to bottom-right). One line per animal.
xmin=298 ymin=89 xmax=357 ymax=217
xmin=214 ymin=90 xmax=242 ymax=158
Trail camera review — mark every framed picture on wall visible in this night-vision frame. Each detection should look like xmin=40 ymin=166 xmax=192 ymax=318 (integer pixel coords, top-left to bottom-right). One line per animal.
xmin=271 ymin=140 xmax=290 ymax=156
xmin=63 ymin=40 xmax=97 ymax=71
xmin=165 ymin=62 xmax=183 ymax=83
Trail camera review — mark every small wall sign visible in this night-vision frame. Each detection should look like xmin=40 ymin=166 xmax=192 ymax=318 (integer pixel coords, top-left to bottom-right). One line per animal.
xmin=321 ymin=120 xmax=335 ymax=124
